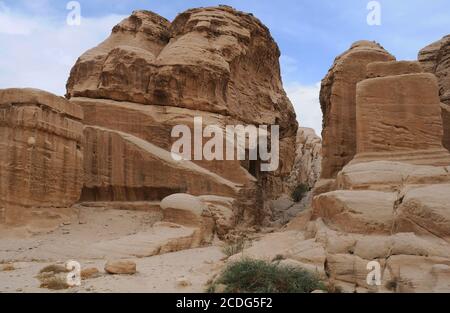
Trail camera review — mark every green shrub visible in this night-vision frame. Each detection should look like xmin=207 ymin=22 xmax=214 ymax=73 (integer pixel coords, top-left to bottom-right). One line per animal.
xmin=222 ymin=237 xmax=248 ymax=257
xmin=209 ymin=259 xmax=325 ymax=293
xmin=291 ymin=184 xmax=309 ymax=202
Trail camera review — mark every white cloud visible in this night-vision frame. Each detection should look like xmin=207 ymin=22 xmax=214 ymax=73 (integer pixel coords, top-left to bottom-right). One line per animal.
xmin=0 ymin=2 xmax=126 ymax=96
xmin=285 ymin=82 xmax=322 ymax=137
xmin=0 ymin=2 xmax=39 ymax=34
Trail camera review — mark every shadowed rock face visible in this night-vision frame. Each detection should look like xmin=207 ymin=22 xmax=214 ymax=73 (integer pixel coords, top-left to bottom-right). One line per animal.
xmin=65 ymin=6 xmax=298 ymax=224
xmin=320 ymin=41 xmax=395 ymax=179
xmin=419 ymin=35 xmax=450 ymax=151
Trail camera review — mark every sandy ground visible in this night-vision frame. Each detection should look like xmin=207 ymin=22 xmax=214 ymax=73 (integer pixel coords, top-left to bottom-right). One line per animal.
xmin=0 ymin=205 xmax=226 ymax=293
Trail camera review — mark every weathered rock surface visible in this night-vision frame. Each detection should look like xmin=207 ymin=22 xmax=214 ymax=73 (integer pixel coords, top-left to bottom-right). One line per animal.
xmin=313 ymin=190 xmax=397 ymax=234
xmin=287 ymin=127 xmax=322 ymax=190
xmin=419 ymin=35 xmax=450 ymax=104
xmin=0 ymin=88 xmax=83 ymax=225
xmin=265 ymin=127 xmax=321 ymax=226
xmin=66 ymin=6 xmax=299 ymax=227
xmin=105 ymin=260 xmax=136 ymax=275
xmin=82 ymin=125 xmax=240 ymax=201
xmin=366 ymin=60 xmax=423 ymax=78
xmin=353 ymin=69 xmax=450 ymax=166
xmin=160 ymin=194 xmax=237 ymax=242
xmin=66 ymin=7 xmax=297 ymax=130
xmin=309 ymin=58 xmax=450 ymax=291
xmin=320 ymin=41 xmax=395 ymax=178
xmin=395 ymin=184 xmax=450 ymax=241
xmin=241 ymin=45 xmax=450 ymax=293
xmin=419 ymin=35 xmax=450 ymax=151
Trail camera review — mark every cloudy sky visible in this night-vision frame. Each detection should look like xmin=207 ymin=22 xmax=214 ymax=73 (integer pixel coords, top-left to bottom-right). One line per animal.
xmin=1 ymin=0 xmax=449 ymax=135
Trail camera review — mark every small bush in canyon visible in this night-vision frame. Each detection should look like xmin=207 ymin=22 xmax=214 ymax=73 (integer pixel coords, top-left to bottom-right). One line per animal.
xmin=208 ymin=259 xmax=325 ymax=293
xmin=222 ymin=237 xmax=250 ymax=257
xmin=291 ymin=184 xmax=309 ymax=202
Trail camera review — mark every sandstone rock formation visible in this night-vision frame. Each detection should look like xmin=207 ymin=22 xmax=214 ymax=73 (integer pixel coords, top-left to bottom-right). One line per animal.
xmin=419 ymin=35 xmax=450 ymax=151
xmin=160 ymin=193 xmax=230 ymax=244
xmin=66 ymin=7 xmax=297 ymax=130
xmin=66 ymin=6 xmax=298 ymax=226
xmin=320 ymin=41 xmax=395 ymax=179
xmin=0 ymin=88 xmax=83 ymax=225
xmin=105 ymin=260 xmax=136 ymax=275
xmin=310 ymin=59 xmax=450 ymax=292
xmin=287 ymin=127 xmax=322 ymax=190
xmin=239 ymin=53 xmax=450 ymax=293
xmin=353 ymin=61 xmax=450 ymax=166
xmin=266 ymin=127 xmax=321 ymax=226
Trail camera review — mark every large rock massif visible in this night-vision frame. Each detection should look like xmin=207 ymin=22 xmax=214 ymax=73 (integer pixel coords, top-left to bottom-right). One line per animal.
xmin=235 ymin=41 xmax=450 ymax=293
xmin=1 ymin=5 xmax=449 ymax=293
xmin=69 ymin=6 xmax=299 ymax=228
xmin=257 ymin=44 xmax=450 ymax=293
xmin=419 ymin=35 xmax=450 ymax=151
xmin=0 ymin=7 xmax=298 ymax=236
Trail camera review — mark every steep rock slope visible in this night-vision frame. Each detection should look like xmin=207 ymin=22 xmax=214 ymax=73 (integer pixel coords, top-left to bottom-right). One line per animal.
xmin=419 ymin=35 xmax=450 ymax=151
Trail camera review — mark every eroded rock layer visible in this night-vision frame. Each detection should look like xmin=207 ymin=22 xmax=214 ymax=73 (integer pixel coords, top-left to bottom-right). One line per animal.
xmin=309 ymin=60 xmax=450 ymax=292
xmin=66 ymin=7 xmax=297 ymax=132
xmin=286 ymin=127 xmax=322 ymax=190
xmin=419 ymin=35 xmax=450 ymax=151
xmin=0 ymin=88 xmax=83 ymax=224
xmin=320 ymin=41 xmax=395 ymax=178
xmin=66 ymin=6 xmax=298 ymax=225
xmin=246 ymin=52 xmax=450 ymax=293
xmin=353 ymin=62 xmax=450 ymax=166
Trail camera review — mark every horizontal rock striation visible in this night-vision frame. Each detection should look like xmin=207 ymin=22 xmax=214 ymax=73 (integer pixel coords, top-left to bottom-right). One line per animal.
xmin=0 ymin=88 xmax=83 ymax=224
xmin=320 ymin=41 xmax=395 ymax=179
xmin=419 ymin=35 xmax=450 ymax=151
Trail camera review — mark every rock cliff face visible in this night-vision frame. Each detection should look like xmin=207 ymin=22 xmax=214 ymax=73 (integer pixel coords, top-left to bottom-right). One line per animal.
xmin=0 ymin=6 xmax=298 ymax=232
xmin=305 ymin=57 xmax=450 ymax=292
xmin=66 ymin=6 xmax=298 ymax=225
xmin=0 ymin=88 xmax=84 ymax=224
xmin=419 ymin=35 xmax=450 ymax=151
xmin=66 ymin=7 xmax=297 ymax=131
xmin=247 ymin=50 xmax=450 ymax=293
xmin=353 ymin=61 xmax=450 ymax=166
xmin=320 ymin=41 xmax=395 ymax=179
xmin=286 ymin=127 xmax=322 ymax=190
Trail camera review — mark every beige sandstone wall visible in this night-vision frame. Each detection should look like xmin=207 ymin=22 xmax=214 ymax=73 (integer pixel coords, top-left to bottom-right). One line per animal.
xmin=419 ymin=35 xmax=450 ymax=151
xmin=320 ymin=41 xmax=395 ymax=179
xmin=0 ymin=88 xmax=84 ymax=224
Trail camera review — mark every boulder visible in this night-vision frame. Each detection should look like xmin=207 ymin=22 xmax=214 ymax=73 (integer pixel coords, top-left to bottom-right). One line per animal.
xmin=312 ymin=190 xmax=396 ymax=234
xmin=395 ymin=184 xmax=450 ymax=240
xmin=161 ymin=194 xmax=214 ymax=245
xmin=104 ymin=260 xmax=136 ymax=275
xmin=81 ymin=267 xmax=100 ymax=280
